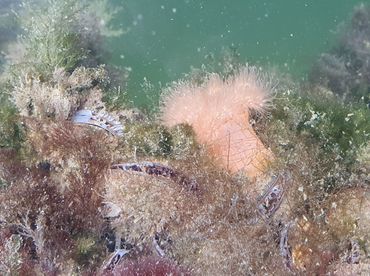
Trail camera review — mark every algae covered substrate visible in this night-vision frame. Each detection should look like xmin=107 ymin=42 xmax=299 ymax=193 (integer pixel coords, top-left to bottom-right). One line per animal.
xmin=2 ymin=0 xmax=370 ymax=274
xmin=108 ymin=0 xmax=367 ymax=107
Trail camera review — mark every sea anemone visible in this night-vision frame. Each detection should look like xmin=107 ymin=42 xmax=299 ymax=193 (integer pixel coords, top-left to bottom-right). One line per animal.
xmin=160 ymin=66 xmax=273 ymax=179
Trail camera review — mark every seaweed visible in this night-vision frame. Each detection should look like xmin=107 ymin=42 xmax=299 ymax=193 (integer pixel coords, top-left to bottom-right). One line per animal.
xmin=265 ymin=83 xmax=370 ymax=194
xmin=0 ymin=124 xmax=113 ymax=273
xmin=0 ymin=92 xmax=23 ymax=150
xmin=1 ymin=1 xmax=370 ymax=274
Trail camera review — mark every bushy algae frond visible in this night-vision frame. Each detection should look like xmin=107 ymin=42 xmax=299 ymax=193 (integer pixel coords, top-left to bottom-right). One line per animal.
xmin=6 ymin=0 xmax=126 ymax=77
xmin=0 ymin=0 xmax=126 ymax=273
xmin=12 ymin=66 xmax=108 ymax=120
xmin=310 ymin=4 xmax=370 ymax=103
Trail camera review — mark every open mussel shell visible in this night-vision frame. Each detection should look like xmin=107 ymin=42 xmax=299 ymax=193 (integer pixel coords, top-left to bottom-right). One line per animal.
xmin=72 ymin=109 xmax=124 ymax=136
xmin=256 ymin=174 xmax=286 ymax=220
xmin=255 ymin=171 xmax=296 ymax=223
xmin=111 ymin=161 xmax=198 ymax=191
xmin=72 ymin=109 xmax=93 ymax=124
xmin=101 ymin=248 xmax=130 ymax=272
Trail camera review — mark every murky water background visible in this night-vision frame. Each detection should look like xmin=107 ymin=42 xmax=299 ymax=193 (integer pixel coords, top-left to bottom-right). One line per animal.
xmin=108 ymin=0 xmax=367 ymax=107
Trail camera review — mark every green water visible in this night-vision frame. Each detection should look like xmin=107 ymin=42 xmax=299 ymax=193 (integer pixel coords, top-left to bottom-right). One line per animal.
xmin=108 ymin=0 xmax=369 ymax=107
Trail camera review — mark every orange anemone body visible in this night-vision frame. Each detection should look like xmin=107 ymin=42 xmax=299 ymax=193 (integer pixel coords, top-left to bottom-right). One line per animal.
xmin=161 ymin=67 xmax=273 ymax=178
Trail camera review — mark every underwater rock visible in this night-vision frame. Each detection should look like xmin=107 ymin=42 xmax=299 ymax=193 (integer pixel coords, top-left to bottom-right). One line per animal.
xmin=123 ymin=123 xmax=172 ymax=158
xmin=169 ymin=222 xmax=288 ymax=275
xmin=161 ymin=66 xmax=273 ymax=179
xmin=168 ymin=123 xmax=198 ymax=160
xmin=325 ymin=188 xmax=370 ymax=264
xmin=326 ymin=187 xmax=370 ymax=237
xmin=103 ymin=169 xmax=198 ymax=246
xmin=116 ymin=108 xmax=145 ymax=124
xmin=283 ymin=216 xmax=337 ymax=274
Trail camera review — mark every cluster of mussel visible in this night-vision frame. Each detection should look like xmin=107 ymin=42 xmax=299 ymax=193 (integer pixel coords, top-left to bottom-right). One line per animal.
xmin=72 ymin=105 xmax=370 ymax=274
xmin=210 ymin=164 xmax=369 ymax=275
xmin=71 ymin=108 xmax=196 ymax=271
